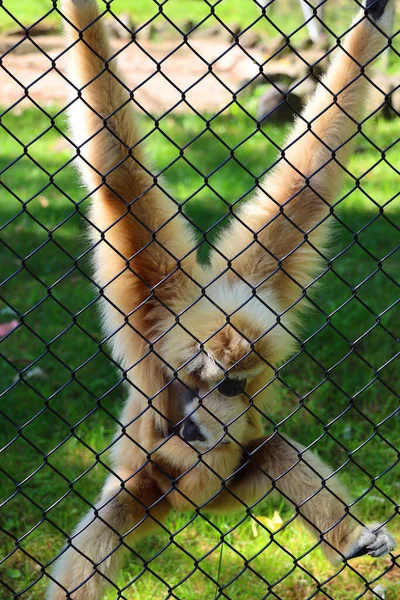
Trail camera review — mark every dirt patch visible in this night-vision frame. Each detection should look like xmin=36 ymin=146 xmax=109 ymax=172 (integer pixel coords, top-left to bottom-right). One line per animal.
xmin=0 ymin=34 xmax=265 ymax=114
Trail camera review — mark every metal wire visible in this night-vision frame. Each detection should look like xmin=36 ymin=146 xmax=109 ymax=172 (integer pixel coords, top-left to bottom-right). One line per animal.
xmin=0 ymin=0 xmax=399 ymax=599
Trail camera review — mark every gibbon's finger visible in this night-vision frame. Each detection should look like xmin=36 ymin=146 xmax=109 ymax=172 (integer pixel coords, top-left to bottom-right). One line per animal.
xmin=346 ymin=545 xmax=370 ymax=560
xmin=345 ymin=524 xmax=396 ymax=561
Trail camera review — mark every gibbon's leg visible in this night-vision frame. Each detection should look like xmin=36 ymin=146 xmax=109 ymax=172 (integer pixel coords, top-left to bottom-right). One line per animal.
xmin=207 ymin=435 xmax=395 ymax=563
xmin=62 ymin=0 xmax=196 ymax=351
xmin=47 ymin=469 xmax=170 ymax=600
xmin=212 ymin=0 xmax=394 ymax=309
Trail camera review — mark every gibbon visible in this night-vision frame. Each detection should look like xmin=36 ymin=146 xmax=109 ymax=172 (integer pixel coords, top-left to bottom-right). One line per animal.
xmin=48 ymin=0 xmax=396 ymax=598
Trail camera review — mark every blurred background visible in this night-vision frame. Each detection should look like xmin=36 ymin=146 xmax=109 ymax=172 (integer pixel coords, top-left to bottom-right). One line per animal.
xmin=0 ymin=1 xmax=399 ymax=598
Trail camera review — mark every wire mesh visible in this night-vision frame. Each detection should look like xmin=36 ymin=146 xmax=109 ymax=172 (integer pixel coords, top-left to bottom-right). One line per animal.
xmin=0 ymin=0 xmax=399 ymax=599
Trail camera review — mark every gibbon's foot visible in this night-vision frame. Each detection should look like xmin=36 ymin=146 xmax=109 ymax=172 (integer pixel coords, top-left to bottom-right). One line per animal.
xmin=366 ymin=0 xmax=391 ymax=21
xmin=346 ymin=523 xmax=396 ymax=560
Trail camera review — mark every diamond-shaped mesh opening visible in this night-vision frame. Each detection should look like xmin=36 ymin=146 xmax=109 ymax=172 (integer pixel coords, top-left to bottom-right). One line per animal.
xmin=0 ymin=0 xmax=399 ymax=599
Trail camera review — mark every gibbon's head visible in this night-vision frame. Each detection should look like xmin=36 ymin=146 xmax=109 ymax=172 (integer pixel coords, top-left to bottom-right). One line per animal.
xmin=153 ymin=277 xmax=298 ymax=451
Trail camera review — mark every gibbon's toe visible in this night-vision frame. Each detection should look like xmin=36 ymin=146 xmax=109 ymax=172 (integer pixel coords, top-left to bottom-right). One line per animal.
xmin=366 ymin=0 xmax=391 ymax=21
xmin=347 ymin=523 xmax=396 ymax=559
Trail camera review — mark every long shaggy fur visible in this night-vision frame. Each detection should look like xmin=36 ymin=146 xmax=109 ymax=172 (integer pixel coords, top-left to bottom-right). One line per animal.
xmin=47 ymin=1 xmax=396 ymax=598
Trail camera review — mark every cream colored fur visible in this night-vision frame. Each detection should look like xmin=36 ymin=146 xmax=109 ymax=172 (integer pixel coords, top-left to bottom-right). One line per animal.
xmin=47 ymin=1 xmax=396 ymax=598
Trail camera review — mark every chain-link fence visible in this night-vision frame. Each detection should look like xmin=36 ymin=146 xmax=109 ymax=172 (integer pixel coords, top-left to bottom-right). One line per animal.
xmin=0 ymin=0 xmax=399 ymax=599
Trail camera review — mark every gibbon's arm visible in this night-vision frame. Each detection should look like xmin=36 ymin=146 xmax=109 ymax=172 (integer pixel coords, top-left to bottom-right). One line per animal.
xmin=207 ymin=434 xmax=396 ymax=563
xmin=62 ymin=0 xmax=195 ymax=319
xmin=212 ymin=1 xmax=394 ymax=310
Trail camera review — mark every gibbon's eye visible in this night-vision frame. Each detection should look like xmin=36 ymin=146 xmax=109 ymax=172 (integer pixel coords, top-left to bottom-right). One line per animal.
xmin=217 ymin=378 xmax=246 ymax=397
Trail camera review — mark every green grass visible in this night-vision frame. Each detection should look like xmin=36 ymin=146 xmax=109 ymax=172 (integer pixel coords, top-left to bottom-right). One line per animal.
xmin=0 ymin=0 xmax=343 ymax=35
xmin=2 ymin=0 xmax=397 ymax=44
xmin=0 ymin=98 xmax=399 ymax=600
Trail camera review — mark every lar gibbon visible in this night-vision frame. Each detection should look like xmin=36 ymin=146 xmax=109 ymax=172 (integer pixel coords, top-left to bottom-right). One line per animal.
xmin=48 ymin=0 xmax=396 ymax=598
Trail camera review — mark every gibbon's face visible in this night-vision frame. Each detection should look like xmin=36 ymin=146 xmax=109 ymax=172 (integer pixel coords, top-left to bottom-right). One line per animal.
xmin=180 ymin=377 xmax=251 ymax=452
xmin=155 ymin=275 xmax=293 ymax=452
xmin=156 ymin=278 xmax=297 ymax=451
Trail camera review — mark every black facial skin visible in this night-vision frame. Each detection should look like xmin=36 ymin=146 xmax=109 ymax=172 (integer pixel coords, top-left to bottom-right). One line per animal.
xmin=181 ymin=418 xmax=206 ymax=442
xmin=366 ymin=0 xmax=390 ymax=21
xmin=180 ymin=380 xmax=247 ymax=443
xmin=217 ymin=378 xmax=247 ymax=397
xmin=180 ymin=388 xmax=205 ymax=442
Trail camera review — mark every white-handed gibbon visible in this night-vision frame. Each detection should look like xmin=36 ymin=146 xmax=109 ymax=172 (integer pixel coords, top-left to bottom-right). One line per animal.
xmin=47 ymin=0 xmax=396 ymax=598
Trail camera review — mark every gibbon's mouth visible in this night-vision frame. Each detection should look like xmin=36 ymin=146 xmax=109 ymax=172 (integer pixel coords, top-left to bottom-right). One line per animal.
xmin=180 ymin=418 xmax=233 ymax=449
xmin=180 ymin=384 xmax=245 ymax=447
xmin=181 ymin=418 xmax=206 ymax=443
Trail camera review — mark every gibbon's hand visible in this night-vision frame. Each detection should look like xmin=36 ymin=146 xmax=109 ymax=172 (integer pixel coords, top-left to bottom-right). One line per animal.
xmin=346 ymin=523 xmax=396 ymax=560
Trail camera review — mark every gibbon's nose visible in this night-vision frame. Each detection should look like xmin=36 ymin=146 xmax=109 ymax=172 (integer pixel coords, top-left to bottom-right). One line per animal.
xmin=181 ymin=419 xmax=206 ymax=442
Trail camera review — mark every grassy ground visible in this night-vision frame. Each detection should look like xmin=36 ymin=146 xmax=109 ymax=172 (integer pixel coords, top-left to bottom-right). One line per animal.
xmin=0 ymin=93 xmax=399 ymax=600
xmin=0 ymin=0 xmax=351 ymax=35
xmin=3 ymin=0 xmax=399 ymax=52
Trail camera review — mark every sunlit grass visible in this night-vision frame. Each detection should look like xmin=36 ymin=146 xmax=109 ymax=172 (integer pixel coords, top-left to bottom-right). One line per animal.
xmin=0 ymin=0 xmax=348 ymax=35
xmin=2 ymin=0 xmax=399 ymax=58
xmin=0 ymin=100 xmax=399 ymax=600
